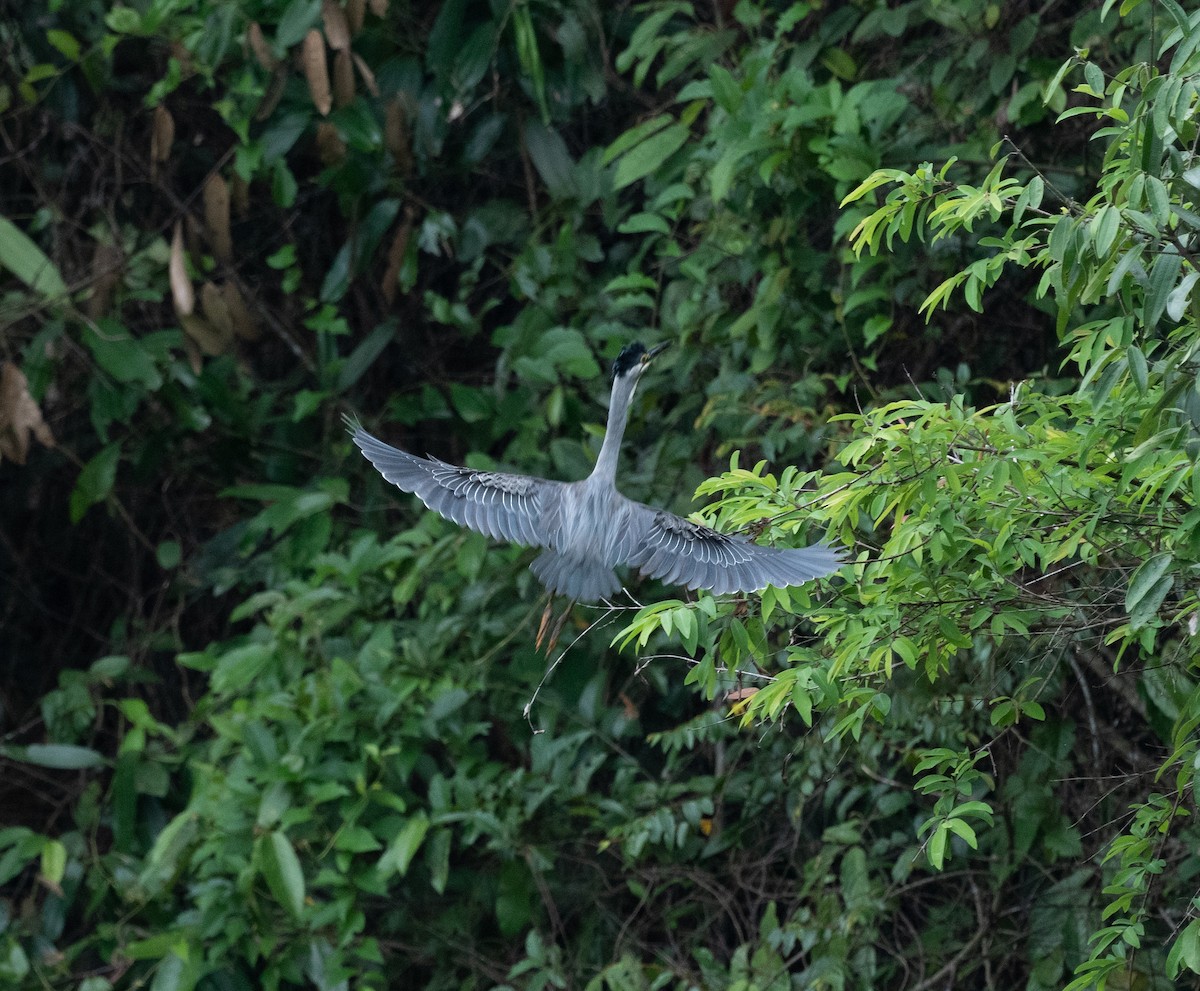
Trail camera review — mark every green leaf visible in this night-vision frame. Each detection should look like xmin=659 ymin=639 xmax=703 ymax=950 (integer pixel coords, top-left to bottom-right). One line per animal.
xmin=259 ymin=831 xmax=305 ymax=918
xmin=1042 ymin=56 xmax=1077 ymax=103
xmin=1143 ymin=252 xmax=1183 ymax=329
xmin=1146 ymin=176 xmax=1170 ymax=225
xmin=377 ymin=815 xmax=430 ymax=879
xmin=337 ymin=321 xmax=396 ymax=393
xmin=427 ymin=828 xmax=451 ymax=894
xmin=928 ymin=823 xmax=947 ymax=869
xmin=82 ymin=319 xmax=163 ymax=389
xmin=1020 ymin=700 xmax=1046 ymax=721
xmin=708 ymin=63 xmax=741 ymax=113
xmin=0 ymin=941 xmax=29 ymax=983
xmin=139 ymin=813 xmax=199 ymax=896
xmin=1156 ymin=0 xmax=1192 ymax=35
xmin=0 ymin=216 xmax=67 ymax=298
xmin=1126 ymin=553 xmax=1172 ymax=614
xmin=611 ymin=124 xmax=690 ymax=191
xmin=944 ymin=818 xmax=978 ymax=848
xmin=46 ymin=29 xmax=81 ymax=62
xmin=524 ymin=119 xmax=577 ymax=199
xmin=1091 ymin=205 xmax=1120 ymax=258
xmin=40 ymin=839 xmax=67 ymax=885
xmin=275 ymin=0 xmax=322 ymax=49
xmin=156 ymin=540 xmax=182 ymax=569
xmin=1167 ymin=918 xmax=1200 ymax=978
xmin=820 ymin=46 xmax=857 ymax=81
xmin=1126 ymin=345 xmax=1148 ymax=392
xmin=1166 ymin=270 xmax=1199 ymax=322
xmin=603 ymin=115 xmax=673 ymax=165
xmin=2 ymin=743 xmax=105 ymax=769
xmin=105 ymin=7 xmax=141 ymax=33
xmin=617 ymin=212 xmax=671 ymax=236
xmin=69 ymin=442 xmax=121 ymax=523
xmin=211 ymin=644 xmax=274 ymax=695
xmin=149 ymin=951 xmax=190 ymax=991
xmin=1125 ymin=553 xmax=1173 ymax=629
xmin=710 ymin=146 xmax=745 ymax=204
xmin=334 ymin=825 xmax=382 ymax=853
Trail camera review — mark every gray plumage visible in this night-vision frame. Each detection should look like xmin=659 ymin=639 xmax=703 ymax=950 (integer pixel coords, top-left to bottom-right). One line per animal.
xmin=349 ymin=342 xmax=843 ymax=602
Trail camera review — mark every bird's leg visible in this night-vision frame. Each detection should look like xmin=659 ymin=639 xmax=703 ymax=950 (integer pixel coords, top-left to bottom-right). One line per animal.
xmin=545 ymin=599 xmax=576 ymax=653
xmin=535 ymin=597 xmax=577 ymax=654
xmin=535 ymin=597 xmax=556 ymax=652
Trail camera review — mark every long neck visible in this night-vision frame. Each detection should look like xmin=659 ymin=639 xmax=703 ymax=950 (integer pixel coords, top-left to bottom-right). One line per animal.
xmin=590 ymin=373 xmax=638 ymax=482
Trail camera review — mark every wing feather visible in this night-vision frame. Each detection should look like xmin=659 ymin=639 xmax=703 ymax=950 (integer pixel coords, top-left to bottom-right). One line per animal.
xmin=619 ymin=499 xmax=843 ymax=594
xmin=350 ymin=421 xmax=561 ymax=548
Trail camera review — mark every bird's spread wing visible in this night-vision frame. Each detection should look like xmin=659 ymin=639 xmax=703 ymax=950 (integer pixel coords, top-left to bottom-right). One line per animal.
xmin=618 ymin=500 xmax=844 ymax=595
xmin=350 ymin=421 xmax=562 ymax=548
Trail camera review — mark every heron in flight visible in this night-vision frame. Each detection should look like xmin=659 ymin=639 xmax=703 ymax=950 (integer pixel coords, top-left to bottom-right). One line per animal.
xmin=349 ymin=342 xmax=843 ymax=646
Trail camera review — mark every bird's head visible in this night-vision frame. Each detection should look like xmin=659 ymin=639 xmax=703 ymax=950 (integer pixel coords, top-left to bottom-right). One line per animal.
xmin=612 ymin=340 xmax=669 ymax=382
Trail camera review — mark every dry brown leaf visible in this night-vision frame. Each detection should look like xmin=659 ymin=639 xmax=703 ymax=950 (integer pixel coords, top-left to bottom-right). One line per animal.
xmin=381 ymin=208 xmax=414 ymax=305
xmin=199 ymin=282 xmax=234 ymax=343
xmin=230 ymin=173 xmax=250 ymax=217
xmin=182 ymin=334 xmax=203 ymax=374
xmin=86 ymin=241 xmax=124 ymax=320
xmin=222 ymin=281 xmax=262 ymax=341
xmin=345 ymin=0 xmax=365 ymax=35
xmin=0 ymin=363 xmax=55 ymax=465
xmin=255 ymin=67 xmax=289 ymax=122
xmin=203 ymin=174 xmax=233 ymax=264
xmin=618 ymin=691 xmax=639 ymax=720
xmin=169 ymin=41 xmax=196 ymax=76
xmin=315 ymin=121 xmax=346 ymax=165
xmin=367 ymin=0 xmax=387 ymax=17
xmin=302 ymin=29 xmax=332 ymax=116
xmin=247 ymin=21 xmax=277 ymax=70
xmin=169 ymin=221 xmax=194 ymax=317
xmin=323 ymin=0 xmax=351 ymax=50
xmin=351 ymin=52 xmax=378 ymax=97
xmin=180 ymin=312 xmax=230 ymax=357
xmin=151 ymin=106 xmax=174 ymax=164
xmin=184 ymin=214 xmax=206 ymax=258
xmin=332 ymin=49 xmax=354 ymax=108
xmin=384 ymin=96 xmax=411 ymax=174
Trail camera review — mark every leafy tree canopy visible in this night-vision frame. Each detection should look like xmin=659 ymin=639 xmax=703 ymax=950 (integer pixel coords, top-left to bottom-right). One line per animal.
xmin=1 ymin=1 xmax=1198 ymax=989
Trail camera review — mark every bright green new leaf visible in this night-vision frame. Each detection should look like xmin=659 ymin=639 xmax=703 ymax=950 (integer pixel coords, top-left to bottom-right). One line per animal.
xmin=46 ymin=29 xmax=81 ymax=62
xmin=40 ymin=839 xmax=67 ymax=886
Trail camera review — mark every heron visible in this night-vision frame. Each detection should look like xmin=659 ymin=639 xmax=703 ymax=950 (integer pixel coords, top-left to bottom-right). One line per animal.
xmin=349 ymin=341 xmax=843 ymax=647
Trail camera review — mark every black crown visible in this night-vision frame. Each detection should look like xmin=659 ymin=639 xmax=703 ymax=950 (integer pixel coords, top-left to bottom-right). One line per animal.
xmin=612 ymin=341 xmax=647 ymax=379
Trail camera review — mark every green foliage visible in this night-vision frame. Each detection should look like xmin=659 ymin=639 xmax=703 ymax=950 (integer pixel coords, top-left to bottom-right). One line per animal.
xmin=6 ymin=1 xmax=1200 ymax=991
xmin=619 ymin=3 xmax=1200 ymax=987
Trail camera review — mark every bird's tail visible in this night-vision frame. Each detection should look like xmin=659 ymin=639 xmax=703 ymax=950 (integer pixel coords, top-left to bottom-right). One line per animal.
xmin=530 ymin=551 xmax=621 ymax=604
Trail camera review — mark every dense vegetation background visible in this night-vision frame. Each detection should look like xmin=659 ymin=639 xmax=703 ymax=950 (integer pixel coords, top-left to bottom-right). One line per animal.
xmin=2 ymin=0 xmax=1199 ymax=988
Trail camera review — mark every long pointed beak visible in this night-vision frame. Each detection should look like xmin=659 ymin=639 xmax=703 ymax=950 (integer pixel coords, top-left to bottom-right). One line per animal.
xmin=644 ymin=341 xmax=670 ymax=361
